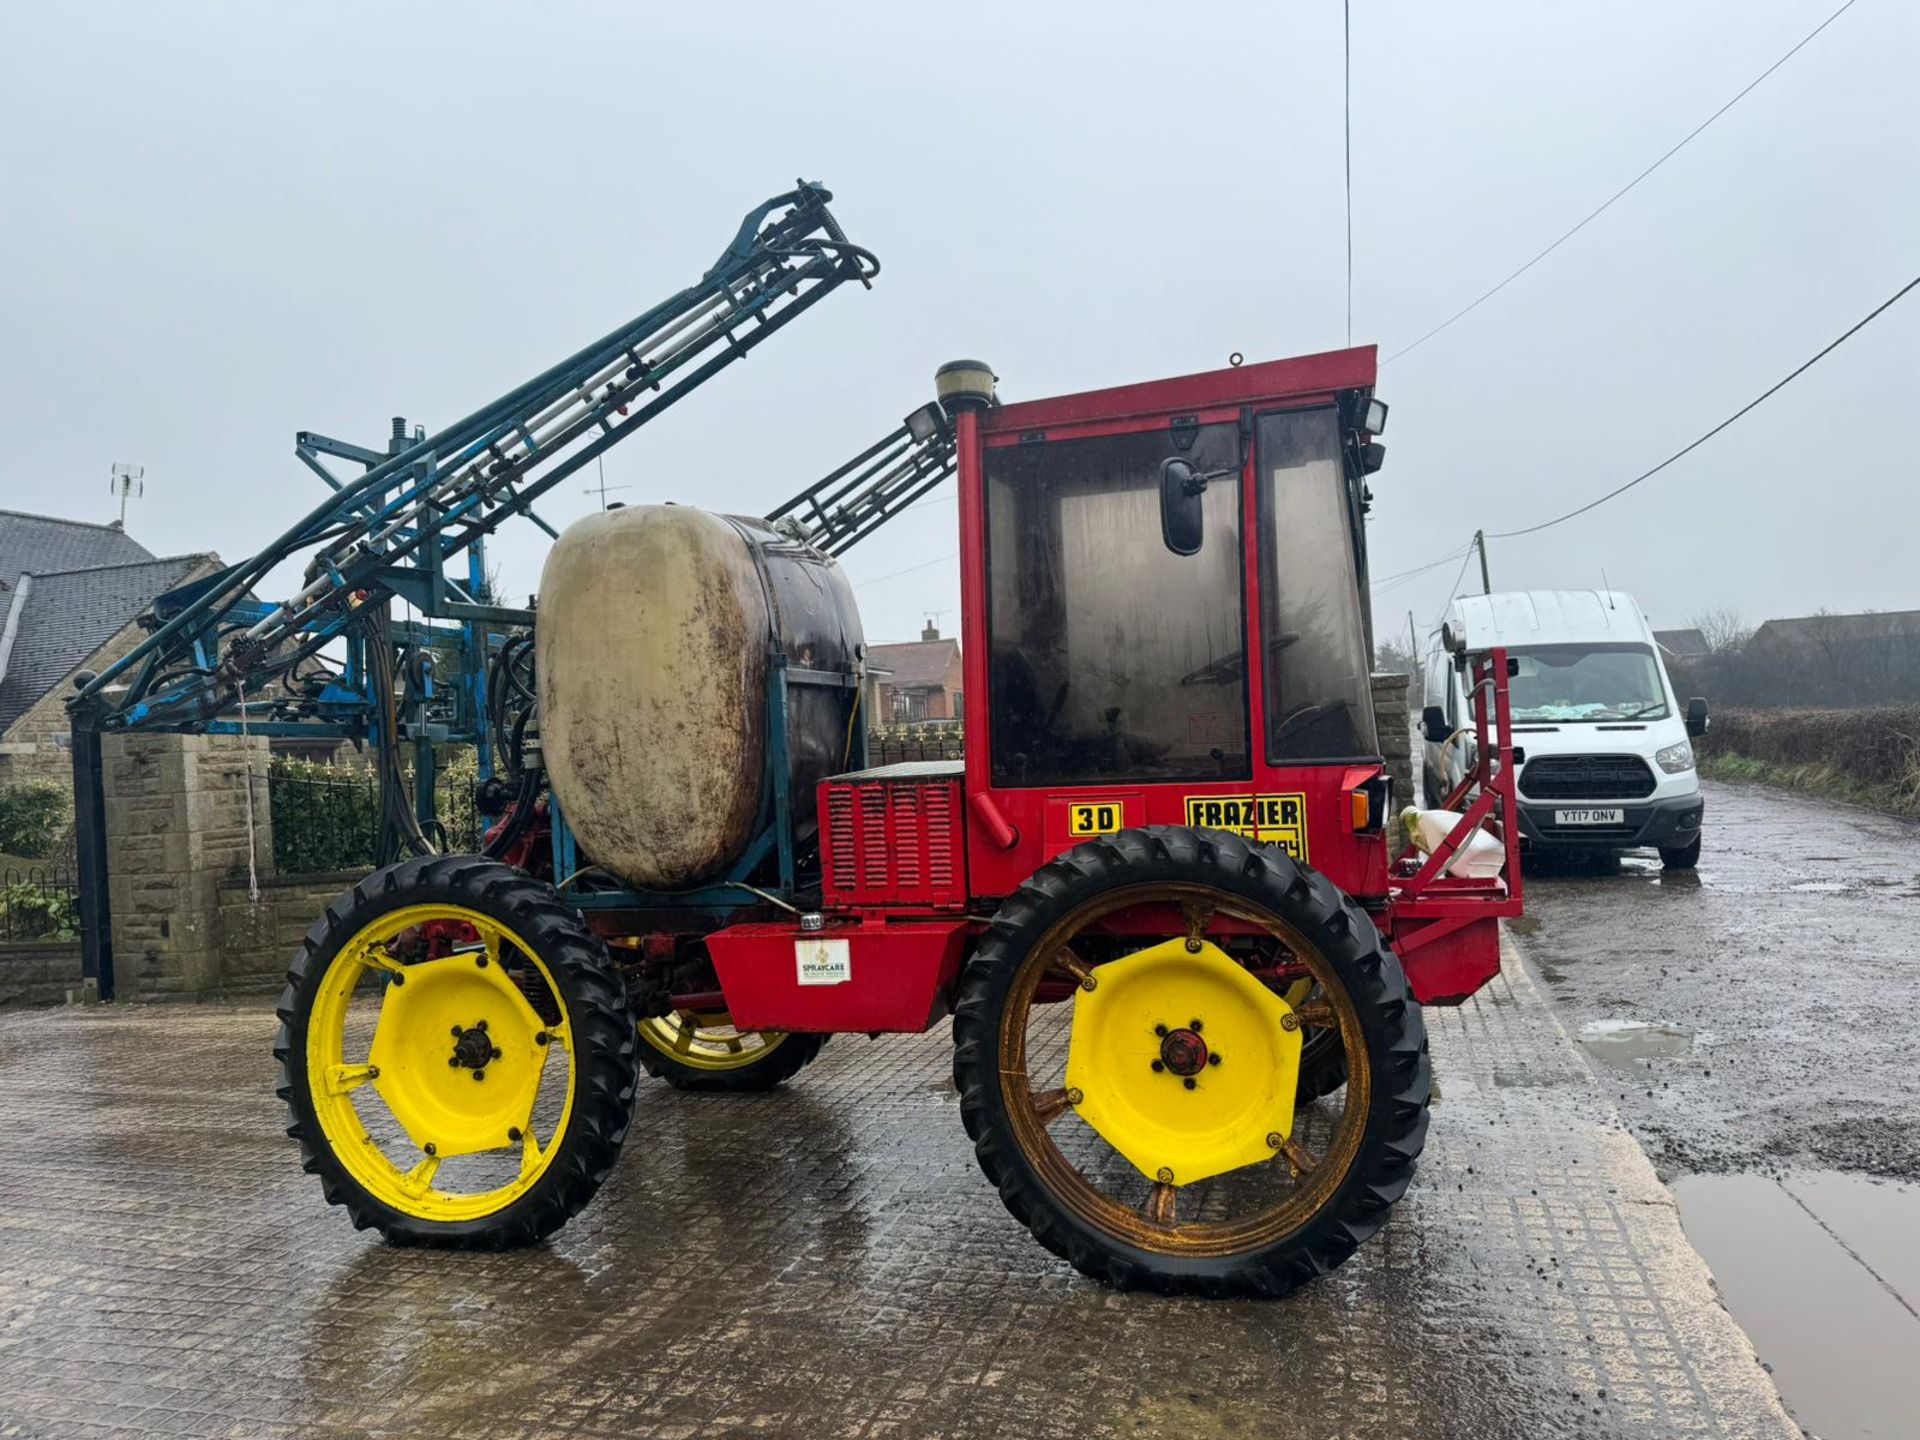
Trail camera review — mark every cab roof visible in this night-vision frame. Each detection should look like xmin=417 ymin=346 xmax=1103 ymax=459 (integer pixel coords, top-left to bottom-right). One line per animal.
xmin=983 ymin=346 xmax=1377 ymax=435
xmin=1448 ymin=590 xmax=1652 ymax=650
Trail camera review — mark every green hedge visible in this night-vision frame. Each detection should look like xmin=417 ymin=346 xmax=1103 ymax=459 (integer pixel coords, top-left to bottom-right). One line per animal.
xmin=0 ymin=784 xmax=66 ymax=859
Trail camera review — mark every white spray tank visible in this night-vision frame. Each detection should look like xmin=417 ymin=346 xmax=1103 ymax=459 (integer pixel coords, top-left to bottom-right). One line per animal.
xmin=1400 ymin=807 xmax=1506 ymax=879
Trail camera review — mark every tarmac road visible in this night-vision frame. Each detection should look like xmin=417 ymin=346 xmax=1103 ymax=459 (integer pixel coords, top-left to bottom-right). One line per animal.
xmin=1517 ymin=775 xmax=1920 ymax=1440
xmin=1517 ymin=775 xmax=1920 ymax=1183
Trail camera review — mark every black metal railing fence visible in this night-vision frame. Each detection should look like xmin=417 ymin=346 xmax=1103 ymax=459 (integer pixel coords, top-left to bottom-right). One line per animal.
xmin=0 ymin=866 xmax=79 ymax=941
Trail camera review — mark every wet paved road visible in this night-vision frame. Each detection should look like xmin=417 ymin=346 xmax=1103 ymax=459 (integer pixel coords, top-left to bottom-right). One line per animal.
xmin=1518 ymin=776 xmax=1920 ymax=1183
xmin=1517 ymin=776 xmax=1920 ymax=1439
xmin=0 ymin=954 xmax=1793 ymax=1439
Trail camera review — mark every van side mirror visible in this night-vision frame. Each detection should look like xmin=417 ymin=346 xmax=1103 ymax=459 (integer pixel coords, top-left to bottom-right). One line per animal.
xmin=1685 ymin=696 xmax=1709 ymax=738
xmin=1159 ymin=458 xmax=1206 ymax=556
xmin=1420 ymin=704 xmax=1451 ymax=742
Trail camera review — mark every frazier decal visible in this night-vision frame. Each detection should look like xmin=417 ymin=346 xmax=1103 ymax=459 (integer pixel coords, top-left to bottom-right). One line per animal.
xmin=1183 ymin=793 xmax=1309 ymax=860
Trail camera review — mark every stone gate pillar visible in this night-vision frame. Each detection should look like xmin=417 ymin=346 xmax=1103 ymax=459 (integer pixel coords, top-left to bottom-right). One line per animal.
xmin=1371 ymin=671 xmax=1414 ymax=821
xmin=100 ymin=732 xmax=272 ymax=998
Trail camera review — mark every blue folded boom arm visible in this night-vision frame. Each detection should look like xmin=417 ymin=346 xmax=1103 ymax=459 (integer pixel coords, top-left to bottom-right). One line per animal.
xmin=71 ymin=181 xmax=878 ymax=746
xmin=61 ymin=180 xmax=969 ymax=998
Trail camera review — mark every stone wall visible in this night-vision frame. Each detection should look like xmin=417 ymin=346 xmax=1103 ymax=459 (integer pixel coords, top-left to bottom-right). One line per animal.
xmin=101 ymin=732 xmax=272 ymax=998
xmin=1372 ymin=671 xmax=1414 ymax=812
xmin=217 ymin=870 xmax=365 ymax=993
xmin=0 ymin=941 xmax=84 ymax=1007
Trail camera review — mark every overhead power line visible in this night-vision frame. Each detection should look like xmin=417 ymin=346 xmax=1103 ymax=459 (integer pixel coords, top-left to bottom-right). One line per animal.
xmin=1371 ymin=543 xmax=1471 ymax=593
xmin=855 ymin=551 xmax=957 ymax=589
xmin=1385 ymin=0 xmax=1862 ymax=365
xmin=1345 ymin=0 xmax=1354 ymax=347
xmin=1488 ymin=273 xmax=1919 ymax=539
xmin=1433 ymin=544 xmax=1480 ymax=625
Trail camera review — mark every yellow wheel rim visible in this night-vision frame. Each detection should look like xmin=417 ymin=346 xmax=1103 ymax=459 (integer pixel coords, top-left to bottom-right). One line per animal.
xmin=305 ymin=903 xmax=578 ymax=1222
xmin=637 ymin=1009 xmax=790 ymax=1072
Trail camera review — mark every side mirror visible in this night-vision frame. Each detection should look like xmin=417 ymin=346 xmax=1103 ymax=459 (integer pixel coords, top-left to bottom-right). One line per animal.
xmin=1686 ymin=696 xmax=1709 ymax=738
xmin=1420 ymin=704 xmax=1451 ymax=742
xmin=1159 ymin=458 xmax=1205 ymax=556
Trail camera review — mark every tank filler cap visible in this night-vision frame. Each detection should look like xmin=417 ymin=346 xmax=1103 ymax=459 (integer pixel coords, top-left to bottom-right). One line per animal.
xmin=935 ymin=359 xmax=997 ymax=413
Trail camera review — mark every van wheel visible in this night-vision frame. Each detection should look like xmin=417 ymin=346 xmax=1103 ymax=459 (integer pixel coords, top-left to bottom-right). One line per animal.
xmin=1659 ymin=836 xmax=1701 ymax=870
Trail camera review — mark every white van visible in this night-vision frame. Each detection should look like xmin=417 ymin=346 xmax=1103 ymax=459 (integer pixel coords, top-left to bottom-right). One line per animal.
xmin=1421 ymin=590 xmax=1708 ymax=868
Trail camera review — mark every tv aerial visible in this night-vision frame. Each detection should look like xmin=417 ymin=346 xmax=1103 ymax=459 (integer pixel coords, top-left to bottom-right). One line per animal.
xmin=109 ymin=463 xmax=145 ymax=527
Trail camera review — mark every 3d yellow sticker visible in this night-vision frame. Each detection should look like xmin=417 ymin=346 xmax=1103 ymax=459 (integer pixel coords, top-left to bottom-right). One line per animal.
xmin=1184 ymin=793 xmax=1309 ymax=860
xmin=1067 ymin=801 xmax=1124 ymax=836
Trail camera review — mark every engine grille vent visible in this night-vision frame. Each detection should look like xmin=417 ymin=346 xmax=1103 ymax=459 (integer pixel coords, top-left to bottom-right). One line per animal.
xmin=1519 ymin=754 xmax=1657 ymax=801
xmin=822 ymin=770 xmax=966 ymax=910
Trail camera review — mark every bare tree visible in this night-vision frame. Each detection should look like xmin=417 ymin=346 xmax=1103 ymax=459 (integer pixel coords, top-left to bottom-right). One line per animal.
xmin=1373 ymin=638 xmax=1418 ymax=679
xmin=1690 ymin=606 xmax=1752 ymax=655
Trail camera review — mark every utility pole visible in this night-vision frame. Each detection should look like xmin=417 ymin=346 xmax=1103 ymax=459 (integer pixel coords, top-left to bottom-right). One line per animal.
xmin=1473 ymin=529 xmax=1491 ymax=594
xmin=1407 ymin=609 xmax=1420 ymax=685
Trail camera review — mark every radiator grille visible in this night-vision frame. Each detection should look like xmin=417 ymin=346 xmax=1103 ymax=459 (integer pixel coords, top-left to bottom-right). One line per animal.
xmin=821 ymin=770 xmax=966 ymax=910
xmin=1519 ymin=754 xmax=1657 ymax=801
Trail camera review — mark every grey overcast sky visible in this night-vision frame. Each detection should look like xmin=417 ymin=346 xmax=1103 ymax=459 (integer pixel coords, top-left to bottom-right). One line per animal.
xmin=0 ymin=0 xmax=1913 ymax=646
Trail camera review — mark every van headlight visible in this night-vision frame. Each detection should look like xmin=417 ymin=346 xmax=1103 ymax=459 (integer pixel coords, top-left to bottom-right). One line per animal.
xmin=1655 ymin=740 xmax=1695 ymax=774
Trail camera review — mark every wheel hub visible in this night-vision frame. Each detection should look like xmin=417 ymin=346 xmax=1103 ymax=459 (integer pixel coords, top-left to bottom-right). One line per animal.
xmin=365 ymin=952 xmax=552 ymax=1159
xmin=1158 ymin=1026 xmax=1209 ymax=1077
xmin=449 ymin=1021 xmax=500 ymax=1075
xmin=1063 ymin=938 xmax=1303 ymax=1186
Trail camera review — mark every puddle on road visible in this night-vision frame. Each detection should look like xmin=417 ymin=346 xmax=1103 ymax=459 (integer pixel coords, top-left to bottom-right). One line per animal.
xmin=1675 ymin=1171 xmax=1920 ymax=1440
xmin=1577 ymin=1018 xmax=1693 ymax=1067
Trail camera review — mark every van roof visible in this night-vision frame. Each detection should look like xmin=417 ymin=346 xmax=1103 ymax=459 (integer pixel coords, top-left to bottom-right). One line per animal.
xmin=1446 ymin=590 xmax=1652 ymax=649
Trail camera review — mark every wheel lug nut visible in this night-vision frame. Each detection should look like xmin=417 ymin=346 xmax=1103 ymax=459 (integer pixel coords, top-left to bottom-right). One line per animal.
xmin=451 ymin=1025 xmax=463 ymax=1037
xmin=1266 ymin=1132 xmax=1284 ymax=1149
xmin=1185 ymin=938 xmax=1202 ymax=953
xmin=473 ymin=1070 xmax=486 ymax=1082
xmin=490 ymin=1048 xmax=503 ymax=1062
xmin=1209 ymin=1053 xmax=1222 ymax=1066
xmin=1156 ymin=1167 xmax=1174 ymax=1183
xmin=1183 ymin=1078 xmax=1197 ymax=1090
xmin=1065 ymin=1088 xmax=1084 ymax=1105
xmin=1154 ymin=1024 xmax=1168 ymax=1037
xmin=423 ymin=1143 xmax=437 ymax=1156
xmin=508 ymin=1127 xmax=523 ymax=1143
xmin=1151 ymin=1060 xmax=1165 ymax=1073
xmin=1189 ymin=1019 xmax=1202 ymax=1032
xmin=534 ymin=1031 xmax=549 ymax=1046
xmin=476 ymin=955 xmax=488 ymax=968
xmin=475 ymin=1020 xmax=488 ymax=1031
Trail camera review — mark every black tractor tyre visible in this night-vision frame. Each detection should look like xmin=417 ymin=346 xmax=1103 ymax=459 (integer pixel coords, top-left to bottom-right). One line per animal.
xmin=1660 ymin=835 xmax=1702 ymax=870
xmin=274 ymin=855 xmax=638 ymax=1249
xmin=953 ymin=825 xmax=1431 ymax=1299
xmin=639 ymin=1028 xmax=829 ymax=1093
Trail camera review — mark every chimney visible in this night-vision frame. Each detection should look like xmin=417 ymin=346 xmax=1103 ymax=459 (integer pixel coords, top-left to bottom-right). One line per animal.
xmin=921 ymin=619 xmax=939 ymax=642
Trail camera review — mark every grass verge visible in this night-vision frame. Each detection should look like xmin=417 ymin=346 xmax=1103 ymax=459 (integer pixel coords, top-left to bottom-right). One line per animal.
xmin=1701 ymin=751 xmax=1920 ymax=819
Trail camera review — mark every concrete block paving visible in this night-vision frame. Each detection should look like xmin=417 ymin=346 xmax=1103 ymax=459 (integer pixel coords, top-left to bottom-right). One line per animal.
xmin=0 ymin=948 xmax=1793 ymax=1438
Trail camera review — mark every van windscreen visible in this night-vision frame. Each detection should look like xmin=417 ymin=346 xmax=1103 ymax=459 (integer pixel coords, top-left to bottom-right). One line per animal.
xmin=1505 ymin=643 xmax=1669 ymax=723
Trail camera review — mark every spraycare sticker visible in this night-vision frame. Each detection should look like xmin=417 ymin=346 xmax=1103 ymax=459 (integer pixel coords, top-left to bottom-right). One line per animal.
xmin=795 ymin=937 xmax=852 ymax=986
xmin=1183 ymin=793 xmax=1309 ymax=861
